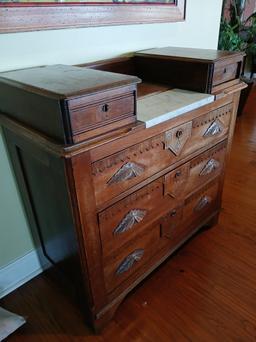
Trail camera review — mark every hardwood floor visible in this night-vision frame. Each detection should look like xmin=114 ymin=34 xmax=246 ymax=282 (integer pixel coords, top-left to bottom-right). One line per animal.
xmin=2 ymin=86 xmax=256 ymax=341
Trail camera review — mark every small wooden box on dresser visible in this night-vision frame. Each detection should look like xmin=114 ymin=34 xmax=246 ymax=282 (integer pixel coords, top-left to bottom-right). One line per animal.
xmin=0 ymin=47 xmax=246 ymax=332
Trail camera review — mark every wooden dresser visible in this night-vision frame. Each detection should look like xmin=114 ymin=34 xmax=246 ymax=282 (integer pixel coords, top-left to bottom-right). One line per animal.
xmin=0 ymin=47 xmax=246 ymax=332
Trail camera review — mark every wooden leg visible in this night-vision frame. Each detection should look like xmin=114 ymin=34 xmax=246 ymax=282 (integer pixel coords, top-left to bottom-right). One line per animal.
xmin=92 ymin=297 xmax=124 ymax=333
xmin=202 ymin=212 xmax=220 ymax=231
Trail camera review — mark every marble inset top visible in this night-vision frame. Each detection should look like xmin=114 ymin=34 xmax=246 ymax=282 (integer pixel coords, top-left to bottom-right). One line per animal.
xmin=137 ymin=89 xmax=215 ymax=128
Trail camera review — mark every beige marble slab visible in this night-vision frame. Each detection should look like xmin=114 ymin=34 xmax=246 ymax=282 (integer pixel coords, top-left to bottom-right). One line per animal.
xmin=137 ymin=89 xmax=215 ymax=128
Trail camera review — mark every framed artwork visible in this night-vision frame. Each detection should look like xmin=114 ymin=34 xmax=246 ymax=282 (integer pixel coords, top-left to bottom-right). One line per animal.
xmin=0 ymin=0 xmax=186 ymax=33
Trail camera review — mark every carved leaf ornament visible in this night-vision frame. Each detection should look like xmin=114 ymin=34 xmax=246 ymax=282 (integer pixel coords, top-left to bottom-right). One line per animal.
xmin=194 ymin=196 xmax=211 ymax=212
xmin=203 ymin=119 xmax=224 ymax=137
xmin=116 ymin=249 xmax=144 ymax=275
xmin=200 ymin=159 xmax=220 ymax=176
xmin=108 ymin=162 xmax=144 ymax=185
xmin=113 ymin=209 xmax=147 ymax=235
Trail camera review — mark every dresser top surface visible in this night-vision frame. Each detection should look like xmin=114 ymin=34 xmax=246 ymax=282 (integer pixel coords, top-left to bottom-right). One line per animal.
xmin=0 ymin=64 xmax=140 ymax=99
xmin=135 ymin=47 xmax=245 ymax=63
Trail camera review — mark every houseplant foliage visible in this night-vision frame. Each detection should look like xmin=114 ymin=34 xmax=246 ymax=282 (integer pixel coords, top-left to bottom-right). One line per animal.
xmin=218 ymin=0 xmax=255 ymax=115
xmin=218 ymin=0 xmax=256 ymax=60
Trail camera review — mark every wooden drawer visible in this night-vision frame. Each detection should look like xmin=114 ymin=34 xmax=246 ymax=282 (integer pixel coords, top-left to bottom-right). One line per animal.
xmin=92 ymin=103 xmax=232 ymax=208
xmin=165 ymin=103 xmax=232 ymax=157
xmin=213 ymin=62 xmax=238 ymax=86
xmin=159 ymin=204 xmax=193 ymax=254
xmin=98 ymin=179 xmax=176 ymax=258
xmin=92 ymin=135 xmax=172 ymax=207
xmin=103 ymin=225 xmax=160 ymax=293
xmin=160 ymin=177 xmax=220 ymax=251
xmin=160 ymin=204 xmax=183 ymax=240
xmin=68 ymin=85 xmax=136 ymax=141
xmin=164 ymin=140 xmax=227 ymax=198
xmin=186 ymin=141 xmax=226 ymax=194
xmin=183 ymin=178 xmax=220 ymax=227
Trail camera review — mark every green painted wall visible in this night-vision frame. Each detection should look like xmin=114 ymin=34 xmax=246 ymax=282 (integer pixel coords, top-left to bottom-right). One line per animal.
xmin=0 ymin=0 xmax=223 ymax=270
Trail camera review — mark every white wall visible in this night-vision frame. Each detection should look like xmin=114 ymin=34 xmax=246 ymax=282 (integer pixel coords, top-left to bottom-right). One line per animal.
xmin=0 ymin=0 xmax=223 ymax=268
xmin=0 ymin=0 xmax=222 ymax=72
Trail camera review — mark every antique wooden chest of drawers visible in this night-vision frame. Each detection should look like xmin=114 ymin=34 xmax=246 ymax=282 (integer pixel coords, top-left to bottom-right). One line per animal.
xmin=0 ymin=47 xmax=246 ymax=332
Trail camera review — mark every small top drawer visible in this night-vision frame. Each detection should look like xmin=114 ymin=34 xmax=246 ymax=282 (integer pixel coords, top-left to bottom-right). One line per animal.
xmin=68 ymin=85 xmax=137 ymax=142
xmin=213 ymin=62 xmax=238 ymax=86
xmin=135 ymin=48 xmax=244 ymax=93
xmin=0 ymin=65 xmax=140 ymax=144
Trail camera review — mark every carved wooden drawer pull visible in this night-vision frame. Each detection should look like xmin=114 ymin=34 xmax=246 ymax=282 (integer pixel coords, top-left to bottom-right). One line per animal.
xmin=113 ymin=209 xmax=147 ymax=235
xmin=164 ymin=122 xmax=192 ymax=156
xmin=108 ymin=162 xmax=144 ymax=185
xmin=116 ymin=249 xmax=144 ymax=275
xmin=194 ymin=196 xmax=211 ymax=212
xmin=200 ymin=159 xmax=220 ymax=176
xmin=203 ymin=119 xmax=224 ymax=137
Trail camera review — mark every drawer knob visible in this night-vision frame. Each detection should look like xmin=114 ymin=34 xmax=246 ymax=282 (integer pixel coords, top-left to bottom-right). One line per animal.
xmin=108 ymin=162 xmax=144 ymax=185
xmin=203 ymin=119 xmax=224 ymax=137
xmin=102 ymin=104 xmax=109 ymax=112
xmin=170 ymin=209 xmax=177 ymax=217
xmin=194 ymin=196 xmax=211 ymax=212
xmin=175 ymin=170 xmax=182 ymax=178
xmin=113 ymin=209 xmax=147 ymax=235
xmin=200 ymin=159 xmax=220 ymax=176
xmin=176 ymin=129 xmax=183 ymax=139
xmin=116 ymin=249 xmax=144 ymax=275
xmin=223 ymin=68 xmax=227 ymax=74
xmin=160 ymin=207 xmax=181 ymax=239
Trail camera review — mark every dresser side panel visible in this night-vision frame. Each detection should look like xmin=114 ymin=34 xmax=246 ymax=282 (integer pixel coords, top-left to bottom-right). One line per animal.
xmin=0 ymin=83 xmax=67 ymax=143
xmin=2 ymin=128 xmax=82 ymax=286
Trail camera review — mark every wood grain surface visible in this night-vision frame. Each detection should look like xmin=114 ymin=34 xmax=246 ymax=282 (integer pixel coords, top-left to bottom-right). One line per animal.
xmin=0 ymin=1 xmax=185 ymax=34
xmin=1 ymin=84 xmax=255 ymax=341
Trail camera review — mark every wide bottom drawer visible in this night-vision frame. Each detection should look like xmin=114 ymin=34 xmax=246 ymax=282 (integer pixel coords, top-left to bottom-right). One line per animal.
xmin=103 ymin=224 xmax=160 ymax=293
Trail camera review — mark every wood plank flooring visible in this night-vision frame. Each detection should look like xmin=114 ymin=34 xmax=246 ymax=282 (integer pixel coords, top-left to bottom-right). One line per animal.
xmin=1 ymin=85 xmax=256 ymax=341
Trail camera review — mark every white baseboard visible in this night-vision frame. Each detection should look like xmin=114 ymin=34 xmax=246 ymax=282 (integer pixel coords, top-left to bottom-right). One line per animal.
xmin=0 ymin=249 xmax=50 ymax=299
